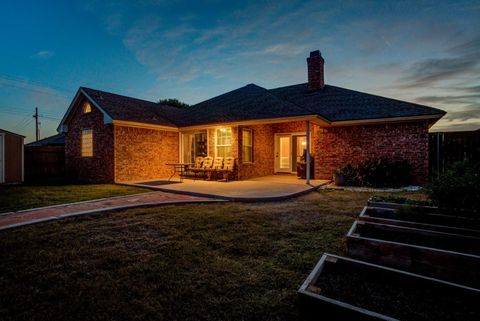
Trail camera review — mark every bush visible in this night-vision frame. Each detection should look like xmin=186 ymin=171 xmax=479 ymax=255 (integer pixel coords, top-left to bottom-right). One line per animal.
xmin=429 ymin=162 xmax=480 ymax=211
xmin=335 ymin=158 xmax=413 ymax=188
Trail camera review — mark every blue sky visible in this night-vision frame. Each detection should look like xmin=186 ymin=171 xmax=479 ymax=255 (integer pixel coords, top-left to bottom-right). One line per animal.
xmin=0 ymin=0 xmax=479 ymax=142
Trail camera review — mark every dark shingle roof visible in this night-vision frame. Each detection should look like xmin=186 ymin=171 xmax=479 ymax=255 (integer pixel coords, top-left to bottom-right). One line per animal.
xmin=26 ymin=133 xmax=65 ymax=147
xmin=74 ymin=83 xmax=445 ymax=128
xmin=269 ymin=83 xmax=446 ymax=122
xmin=174 ymin=84 xmax=309 ymax=126
xmin=81 ymin=87 xmax=187 ymax=127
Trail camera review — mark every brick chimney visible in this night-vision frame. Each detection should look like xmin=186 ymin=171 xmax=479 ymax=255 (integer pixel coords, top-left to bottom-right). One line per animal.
xmin=307 ymin=50 xmax=325 ymax=90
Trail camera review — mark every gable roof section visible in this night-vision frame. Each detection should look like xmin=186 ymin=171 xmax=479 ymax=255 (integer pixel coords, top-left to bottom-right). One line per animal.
xmin=80 ymin=87 xmax=186 ymax=127
xmin=175 ymin=84 xmax=312 ymax=127
xmin=269 ymin=83 xmax=446 ymax=122
xmin=57 ymin=87 xmax=186 ymax=132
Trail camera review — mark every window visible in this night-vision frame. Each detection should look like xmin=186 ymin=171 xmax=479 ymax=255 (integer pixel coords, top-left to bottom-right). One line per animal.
xmin=182 ymin=131 xmax=207 ymax=163
xmin=81 ymin=129 xmax=93 ymax=157
xmin=242 ymin=129 xmax=253 ymax=162
xmin=216 ymin=127 xmax=232 ymax=157
xmin=83 ymin=102 xmax=92 ymax=113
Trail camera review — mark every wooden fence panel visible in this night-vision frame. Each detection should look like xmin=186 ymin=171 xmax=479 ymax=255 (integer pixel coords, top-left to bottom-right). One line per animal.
xmin=24 ymin=146 xmax=65 ymax=181
xmin=429 ymin=129 xmax=480 ymax=178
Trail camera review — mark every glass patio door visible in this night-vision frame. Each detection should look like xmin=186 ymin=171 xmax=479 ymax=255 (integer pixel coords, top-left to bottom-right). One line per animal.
xmin=275 ymin=134 xmax=292 ymax=173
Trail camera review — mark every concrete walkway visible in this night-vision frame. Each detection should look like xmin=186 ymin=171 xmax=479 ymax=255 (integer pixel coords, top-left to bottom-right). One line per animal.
xmin=0 ymin=191 xmax=221 ymax=231
xmin=124 ymin=175 xmax=331 ymax=201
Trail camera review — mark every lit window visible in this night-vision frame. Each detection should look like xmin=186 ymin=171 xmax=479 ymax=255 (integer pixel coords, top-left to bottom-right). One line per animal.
xmin=83 ymin=102 xmax=92 ymax=113
xmin=242 ymin=129 xmax=253 ymax=162
xmin=81 ymin=129 xmax=93 ymax=157
xmin=216 ymin=127 xmax=232 ymax=157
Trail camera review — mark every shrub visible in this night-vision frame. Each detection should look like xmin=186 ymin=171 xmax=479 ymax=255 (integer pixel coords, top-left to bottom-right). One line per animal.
xmin=429 ymin=161 xmax=480 ymax=211
xmin=335 ymin=158 xmax=413 ymax=188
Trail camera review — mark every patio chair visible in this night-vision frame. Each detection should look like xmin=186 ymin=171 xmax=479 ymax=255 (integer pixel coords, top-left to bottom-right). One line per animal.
xmin=216 ymin=157 xmax=236 ymax=181
xmin=206 ymin=157 xmax=224 ymax=180
xmin=185 ymin=156 xmax=204 ymax=179
xmin=192 ymin=156 xmax=213 ymax=180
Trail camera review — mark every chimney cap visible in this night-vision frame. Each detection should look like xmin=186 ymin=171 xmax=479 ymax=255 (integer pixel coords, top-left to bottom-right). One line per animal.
xmin=309 ymin=50 xmax=322 ymax=58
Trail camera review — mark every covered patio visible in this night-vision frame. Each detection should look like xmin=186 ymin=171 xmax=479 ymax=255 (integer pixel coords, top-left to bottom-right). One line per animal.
xmin=122 ymin=175 xmax=330 ymax=201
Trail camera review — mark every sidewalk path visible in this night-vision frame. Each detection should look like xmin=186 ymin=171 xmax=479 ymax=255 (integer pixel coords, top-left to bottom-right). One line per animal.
xmin=0 ymin=191 xmax=222 ymax=231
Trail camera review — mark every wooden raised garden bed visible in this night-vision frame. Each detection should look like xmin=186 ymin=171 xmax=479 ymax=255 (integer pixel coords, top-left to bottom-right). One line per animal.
xmin=367 ymin=198 xmax=478 ymax=225
xmin=298 ymin=253 xmax=480 ymax=321
xmin=346 ymin=220 xmax=480 ymax=288
xmin=358 ymin=206 xmax=480 ymax=237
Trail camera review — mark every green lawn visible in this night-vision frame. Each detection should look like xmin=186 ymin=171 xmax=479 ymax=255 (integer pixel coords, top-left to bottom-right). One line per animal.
xmin=0 ymin=190 xmax=427 ymax=321
xmin=0 ymin=183 xmax=149 ymax=213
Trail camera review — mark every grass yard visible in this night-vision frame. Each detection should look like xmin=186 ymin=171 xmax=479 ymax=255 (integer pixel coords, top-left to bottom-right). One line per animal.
xmin=0 ymin=183 xmax=149 ymax=213
xmin=0 ymin=190 xmax=427 ymax=321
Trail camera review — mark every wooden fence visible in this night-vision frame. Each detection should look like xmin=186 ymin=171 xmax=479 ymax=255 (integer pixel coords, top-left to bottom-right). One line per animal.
xmin=429 ymin=129 xmax=480 ymax=178
xmin=24 ymin=146 xmax=65 ymax=181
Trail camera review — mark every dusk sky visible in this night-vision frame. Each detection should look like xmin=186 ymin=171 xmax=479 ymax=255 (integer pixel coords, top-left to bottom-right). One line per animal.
xmin=0 ymin=0 xmax=479 ymax=143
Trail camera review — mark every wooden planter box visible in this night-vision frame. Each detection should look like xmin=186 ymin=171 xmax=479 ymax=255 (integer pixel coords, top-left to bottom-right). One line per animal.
xmin=358 ymin=206 xmax=480 ymax=237
xmin=367 ymin=198 xmax=478 ymax=218
xmin=366 ymin=199 xmax=480 ymax=230
xmin=298 ymin=253 xmax=480 ymax=321
xmin=347 ymin=220 xmax=480 ymax=288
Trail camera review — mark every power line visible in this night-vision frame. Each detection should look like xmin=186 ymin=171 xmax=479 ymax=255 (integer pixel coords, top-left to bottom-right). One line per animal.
xmin=0 ymin=82 xmax=69 ymax=99
xmin=0 ymin=73 xmax=72 ymax=94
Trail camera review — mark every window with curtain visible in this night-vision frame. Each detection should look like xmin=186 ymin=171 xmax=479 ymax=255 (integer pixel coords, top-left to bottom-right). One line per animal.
xmin=81 ymin=129 xmax=93 ymax=157
xmin=216 ymin=127 xmax=232 ymax=157
xmin=242 ymin=129 xmax=253 ymax=162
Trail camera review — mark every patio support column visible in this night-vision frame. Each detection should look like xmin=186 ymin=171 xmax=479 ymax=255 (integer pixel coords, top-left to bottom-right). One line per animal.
xmin=306 ymin=121 xmax=311 ymax=184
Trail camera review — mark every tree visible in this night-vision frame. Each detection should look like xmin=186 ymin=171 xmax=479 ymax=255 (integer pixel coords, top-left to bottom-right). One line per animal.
xmin=158 ymin=98 xmax=190 ymax=108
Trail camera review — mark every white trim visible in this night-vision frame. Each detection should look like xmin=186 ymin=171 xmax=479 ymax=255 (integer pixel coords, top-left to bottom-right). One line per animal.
xmin=57 ymin=88 xmax=113 ymax=133
xmin=274 ymin=133 xmax=293 ymax=173
xmin=80 ymin=89 xmax=113 ymax=124
xmin=179 ymin=115 xmax=326 ymax=131
xmin=0 ymin=133 xmax=4 ymax=183
xmin=329 ymin=114 xmax=443 ymax=127
xmin=112 ymin=120 xmax=178 ymax=132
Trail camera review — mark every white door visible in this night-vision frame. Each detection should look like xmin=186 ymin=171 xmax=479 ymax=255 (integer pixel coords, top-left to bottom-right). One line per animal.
xmin=0 ymin=133 xmax=4 ymax=183
xmin=275 ymin=134 xmax=292 ymax=173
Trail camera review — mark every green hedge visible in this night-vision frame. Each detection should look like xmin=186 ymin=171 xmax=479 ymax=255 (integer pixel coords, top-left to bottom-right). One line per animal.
xmin=429 ymin=162 xmax=480 ymax=212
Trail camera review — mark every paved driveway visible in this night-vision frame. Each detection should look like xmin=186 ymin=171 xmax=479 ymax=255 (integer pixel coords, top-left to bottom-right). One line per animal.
xmin=0 ymin=191 xmax=221 ymax=231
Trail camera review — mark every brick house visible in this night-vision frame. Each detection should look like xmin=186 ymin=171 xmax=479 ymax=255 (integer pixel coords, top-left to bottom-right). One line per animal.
xmin=58 ymin=50 xmax=445 ymax=184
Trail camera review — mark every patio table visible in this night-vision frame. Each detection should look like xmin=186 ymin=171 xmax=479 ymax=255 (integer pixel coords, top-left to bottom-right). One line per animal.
xmin=165 ymin=163 xmax=192 ymax=182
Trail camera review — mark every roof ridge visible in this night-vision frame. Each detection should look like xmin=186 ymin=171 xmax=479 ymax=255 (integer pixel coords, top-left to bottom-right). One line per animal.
xmin=269 ymin=83 xmax=446 ymax=115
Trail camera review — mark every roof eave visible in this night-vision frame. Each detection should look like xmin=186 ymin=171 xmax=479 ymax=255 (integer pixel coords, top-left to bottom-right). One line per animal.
xmin=57 ymin=88 xmax=114 ymax=133
xmin=178 ymin=114 xmax=330 ymax=131
xmin=328 ymin=113 xmax=446 ymax=128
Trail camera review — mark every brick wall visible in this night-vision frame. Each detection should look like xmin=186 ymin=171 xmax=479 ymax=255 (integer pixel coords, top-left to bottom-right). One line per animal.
xmin=114 ymin=126 xmax=179 ymax=182
xmin=313 ymin=121 xmax=430 ymax=183
xmin=65 ymin=99 xmax=115 ymax=183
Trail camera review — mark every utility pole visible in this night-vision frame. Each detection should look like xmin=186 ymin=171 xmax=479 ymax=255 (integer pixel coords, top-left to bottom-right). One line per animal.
xmin=33 ymin=107 xmax=40 ymax=141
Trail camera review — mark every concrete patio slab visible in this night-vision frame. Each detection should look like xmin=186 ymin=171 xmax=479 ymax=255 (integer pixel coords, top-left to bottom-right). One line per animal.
xmin=123 ymin=175 xmax=331 ymax=201
xmin=0 ymin=191 xmax=222 ymax=231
